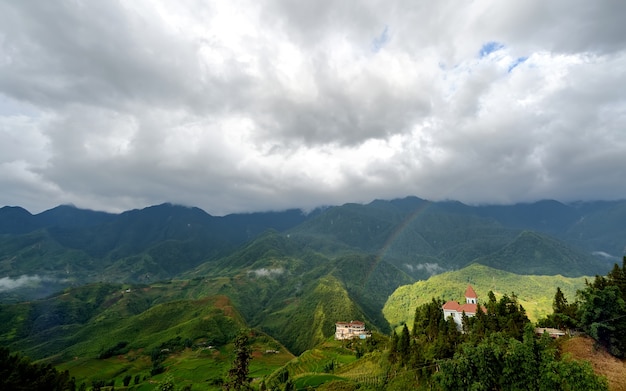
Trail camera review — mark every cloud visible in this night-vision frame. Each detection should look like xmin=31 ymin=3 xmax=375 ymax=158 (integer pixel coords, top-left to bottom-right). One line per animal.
xmin=405 ymin=263 xmax=447 ymax=276
xmin=249 ymin=268 xmax=285 ymax=278
xmin=0 ymin=275 xmax=42 ymax=292
xmin=0 ymin=1 xmax=625 ymax=214
xmin=592 ymin=251 xmax=620 ymax=261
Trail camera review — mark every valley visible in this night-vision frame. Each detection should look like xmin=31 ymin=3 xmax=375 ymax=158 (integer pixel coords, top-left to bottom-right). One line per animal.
xmin=1 ymin=196 xmax=625 ymax=389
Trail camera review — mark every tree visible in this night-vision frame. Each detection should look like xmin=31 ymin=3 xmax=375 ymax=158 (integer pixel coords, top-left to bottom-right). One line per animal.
xmin=543 ymin=287 xmax=579 ymax=329
xmin=399 ymin=324 xmax=411 ymax=366
xmin=607 ymin=259 xmax=626 ymax=299
xmin=578 ymin=283 xmax=626 ymax=357
xmin=155 ymin=374 xmax=175 ymax=391
xmin=553 ymin=287 xmax=568 ymax=314
xmin=414 ymin=298 xmax=445 ymax=342
xmin=283 ymin=379 xmax=294 ymax=391
xmin=577 ymin=257 xmax=626 ymax=358
xmin=435 ymin=326 xmax=608 ymax=391
xmin=91 ymin=380 xmax=105 ymax=391
xmin=388 ymin=330 xmax=399 ymax=364
xmin=225 ymin=330 xmax=252 ymax=390
xmin=0 ymin=347 xmax=75 ymax=391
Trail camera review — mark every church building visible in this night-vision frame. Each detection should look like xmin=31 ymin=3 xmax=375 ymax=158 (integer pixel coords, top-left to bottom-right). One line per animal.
xmin=442 ymin=285 xmax=484 ymax=328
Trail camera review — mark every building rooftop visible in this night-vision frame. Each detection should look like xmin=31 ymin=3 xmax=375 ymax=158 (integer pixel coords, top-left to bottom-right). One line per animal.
xmin=442 ymin=301 xmax=481 ymax=314
xmin=465 ymin=284 xmax=478 ymax=299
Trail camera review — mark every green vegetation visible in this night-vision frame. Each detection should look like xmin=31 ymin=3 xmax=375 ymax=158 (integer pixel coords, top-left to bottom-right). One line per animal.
xmin=383 ymin=263 xmax=588 ymax=327
xmin=577 ymin=258 xmax=626 ymax=358
xmin=436 ymin=326 xmax=607 ymax=390
xmin=0 ymin=282 xmax=294 ymax=389
xmin=537 ymin=286 xmax=579 ymax=330
xmin=1 ymin=198 xmax=625 ymax=389
xmin=381 ymin=291 xmax=608 ymax=390
xmin=263 ymin=340 xmax=355 ymax=388
xmin=1 ymin=197 xmax=619 ymax=304
xmin=0 ymin=347 xmax=75 ymax=390
xmin=185 ymin=231 xmax=411 ymax=354
xmin=536 ymin=258 xmax=626 ymax=360
xmin=476 ymin=230 xmax=602 ymax=276
xmin=263 ymin=337 xmax=388 ymax=391
xmin=225 ymin=331 xmax=253 ymax=390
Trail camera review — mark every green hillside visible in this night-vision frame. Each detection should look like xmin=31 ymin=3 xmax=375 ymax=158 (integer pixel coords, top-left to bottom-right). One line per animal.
xmin=383 ymin=263 xmax=589 ymax=328
xmin=0 ymin=282 xmax=295 ymax=389
xmin=0 ymin=257 xmax=403 ymax=386
xmin=288 ymin=197 xmax=614 ymax=280
xmin=476 ymin=230 xmax=602 ymax=276
xmin=263 ymin=336 xmax=390 ymax=391
xmin=2 ymin=197 xmax=623 ymax=304
xmin=185 ymin=232 xmax=413 ymax=354
xmin=1 ymin=197 xmax=625 ymax=389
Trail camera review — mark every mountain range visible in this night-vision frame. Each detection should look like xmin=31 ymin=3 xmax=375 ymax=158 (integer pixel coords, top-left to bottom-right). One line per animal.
xmin=0 ymin=197 xmax=626 ymax=388
xmin=2 ymin=197 xmax=623 ymax=288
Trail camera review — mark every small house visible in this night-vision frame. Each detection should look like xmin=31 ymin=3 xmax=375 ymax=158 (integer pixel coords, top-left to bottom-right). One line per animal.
xmin=335 ymin=320 xmax=369 ymax=340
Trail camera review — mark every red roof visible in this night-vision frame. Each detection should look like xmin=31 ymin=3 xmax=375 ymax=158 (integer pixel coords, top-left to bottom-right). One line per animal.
xmin=458 ymin=303 xmax=479 ymax=314
xmin=442 ymin=301 xmax=461 ymax=311
xmin=465 ymin=285 xmax=477 ymax=299
xmin=442 ymin=301 xmax=484 ymax=315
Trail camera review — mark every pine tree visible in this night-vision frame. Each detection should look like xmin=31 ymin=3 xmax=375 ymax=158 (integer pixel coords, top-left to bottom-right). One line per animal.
xmin=283 ymin=379 xmax=294 ymax=391
xmin=546 ymin=286 xmax=579 ymax=329
xmin=399 ymin=324 xmax=411 ymax=366
xmin=225 ymin=331 xmax=252 ymax=390
xmin=388 ymin=330 xmax=399 ymax=364
xmin=553 ymin=287 xmax=568 ymax=314
xmin=579 ymin=282 xmax=626 ymax=357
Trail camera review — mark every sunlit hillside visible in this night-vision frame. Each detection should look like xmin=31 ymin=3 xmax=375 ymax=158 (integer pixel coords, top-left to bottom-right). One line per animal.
xmin=383 ymin=263 xmax=588 ymax=328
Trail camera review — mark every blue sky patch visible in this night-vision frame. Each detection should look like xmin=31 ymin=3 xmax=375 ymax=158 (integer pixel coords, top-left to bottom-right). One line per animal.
xmin=479 ymin=41 xmax=505 ymax=57
xmin=508 ymin=56 xmax=528 ymax=72
xmin=371 ymin=26 xmax=390 ymax=52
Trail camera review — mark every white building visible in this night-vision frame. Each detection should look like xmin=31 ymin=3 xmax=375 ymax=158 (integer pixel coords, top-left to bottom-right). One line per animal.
xmin=442 ymin=285 xmax=485 ymax=329
xmin=335 ymin=320 xmax=369 ymax=340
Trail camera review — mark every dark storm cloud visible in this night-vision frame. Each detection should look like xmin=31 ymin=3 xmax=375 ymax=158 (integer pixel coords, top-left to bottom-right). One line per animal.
xmin=0 ymin=0 xmax=625 ymax=214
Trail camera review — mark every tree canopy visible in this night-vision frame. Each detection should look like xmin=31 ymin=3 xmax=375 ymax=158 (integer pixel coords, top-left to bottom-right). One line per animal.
xmin=577 ymin=257 xmax=626 ymax=358
xmin=0 ymin=347 xmax=75 ymax=391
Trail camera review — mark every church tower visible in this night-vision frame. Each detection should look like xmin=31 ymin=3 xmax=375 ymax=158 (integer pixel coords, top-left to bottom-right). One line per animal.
xmin=465 ymin=285 xmax=477 ymax=304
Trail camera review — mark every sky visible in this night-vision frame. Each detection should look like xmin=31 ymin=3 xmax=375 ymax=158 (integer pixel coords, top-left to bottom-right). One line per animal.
xmin=1 ymin=1 xmax=626 ymax=215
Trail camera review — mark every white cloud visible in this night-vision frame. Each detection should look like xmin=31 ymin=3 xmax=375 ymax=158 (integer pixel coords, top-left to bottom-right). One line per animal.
xmin=0 ymin=275 xmax=41 ymax=292
xmin=0 ymin=1 xmax=625 ymax=214
xmin=249 ymin=267 xmax=285 ymax=278
xmin=405 ymin=263 xmax=447 ymax=276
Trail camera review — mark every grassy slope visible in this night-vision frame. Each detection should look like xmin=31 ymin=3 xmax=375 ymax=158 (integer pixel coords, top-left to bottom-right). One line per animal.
xmin=264 ymin=339 xmax=362 ymax=389
xmin=383 ymin=263 xmax=589 ymax=328
xmin=57 ymin=334 xmax=295 ymax=390
xmin=0 ymin=281 xmax=294 ymax=390
xmin=260 ymin=335 xmax=392 ymax=391
xmin=561 ymin=336 xmax=626 ymax=391
xmin=185 ymin=232 xmax=412 ymax=354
